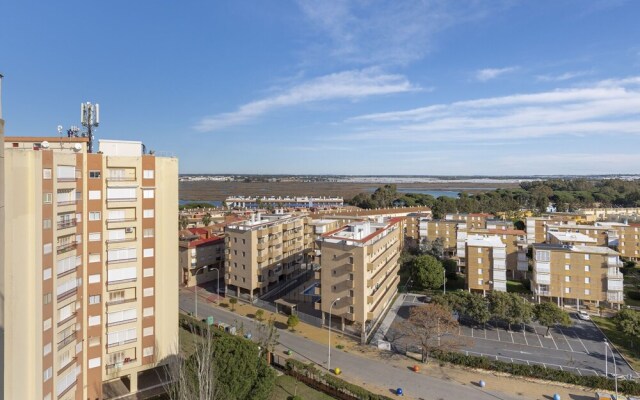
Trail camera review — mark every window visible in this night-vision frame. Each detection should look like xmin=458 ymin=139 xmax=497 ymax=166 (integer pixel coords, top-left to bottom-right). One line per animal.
xmin=565 ymin=287 xmax=571 ymax=294
xmin=43 ymin=219 xmax=52 ymax=229
xmin=43 ymin=342 xmax=51 ymax=356
xmin=477 ymin=258 xmax=483 ymax=264
xmin=89 ymin=171 xmax=101 ymax=178
xmin=108 ymin=308 xmax=137 ymax=324
xmin=144 ymin=268 xmax=154 ymax=277
xmin=477 ymin=248 xmax=482 ymax=253
xmin=585 ymin=289 xmax=591 ymax=295
xmin=43 ymin=318 xmax=52 ymax=331
xmin=143 ymin=170 xmax=154 ymax=179
xmin=109 ymin=290 xmax=125 ymax=303
xmin=43 ymin=169 xmax=52 ymax=179
xmin=565 ymin=276 xmax=571 ymax=282
xmin=585 ymin=265 xmax=590 ymax=272
xmin=143 ymin=287 xmax=154 ymax=297
xmin=89 ymin=232 xmax=101 ymax=242
xmin=477 ymin=268 xmax=483 ymax=274
xmin=107 ymin=247 xmax=136 ymax=262
xmin=107 ymin=267 xmax=137 ymax=283
xmin=107 ymin=187 xmax=136 ymax=201
xmin=89 ymin=190 xmax=101 ymax=200
xmin=565 ymin=253 xmax=570 ymax=259
xmin=89 ymin=253 xmax=101 ymax=263
xmin=585 ymin=277 xmax=590 ymax=284
xmin=478 ymin=279 xmax=483 ymax=285
xmin=43 ymin=293 xmax=52 ymax=305
xmin=143 ymin=307 xmax=154 ymax=317
xmin=143 ymin=347 xmax=154 ymax=357
xmin=585 ymin=254 xmax=590 ymax=260
xmin=43 ymin=268 xmax=52 ymax=280
xmin=107 ymin=327 xmax=137 ymax=346
xmin=44 ymin=193 xmax=52 ymax=204
xmin=143 ymin=326 xmax=154 ymax=336
xmin=57 ymin=165 xmax=76 ymax=180
xmin=143 ymin=189 xmax=154 ymax=198
xmin=89 ymin=211 xmax=101 ymax=221
xmin=88 ymin=274 xmax=101 ymax=284
xmin=143 ymin=209 xmax=154 ymax=218
xmin=43 ymin=367 xmax=52 ymax=382
xmin=143 ymin=248 xmax=154 ymax=258
xmin=89 ymin=336 xmax=100 ymax=347
xmin=88 ymin=357 xmax=101 ymax=368
xmin=88 ymin=315 xmax=101 ymax=326
xmin=536 ymin=250 xmax=551 ymax=262
xmin=143 ymin=228 xmax=154 ymax=238
xmin=564 ymin=264 xmax=570 ymax=271
xmin=89 ymin=295 xmax=101 ymax=304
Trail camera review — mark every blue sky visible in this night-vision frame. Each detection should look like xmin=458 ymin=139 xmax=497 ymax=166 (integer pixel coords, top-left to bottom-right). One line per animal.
xmin=2 ymin=0 xmax=640 ymax=175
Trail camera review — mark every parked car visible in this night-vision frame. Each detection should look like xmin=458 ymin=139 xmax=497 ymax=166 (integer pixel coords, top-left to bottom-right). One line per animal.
xmin=577 ymin=310 xmax=591 ymax=321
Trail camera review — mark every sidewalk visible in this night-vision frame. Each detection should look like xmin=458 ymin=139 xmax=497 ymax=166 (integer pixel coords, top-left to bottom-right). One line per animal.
xmin=187 ymin=291 xmax=600 ymax=400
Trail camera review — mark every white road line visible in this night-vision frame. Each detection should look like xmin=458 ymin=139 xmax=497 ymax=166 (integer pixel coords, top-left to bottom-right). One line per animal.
xmin=549 ymin=332 xmax=559 ymax=350
xmin=534 ymin=327 xmax=544 ymax=348
xmin=484 ymin=326 xmax=487 ymax=339
xmin=508 ymin=329 xmax=514 ymax=343
xmin=523 ymin=328 xmax=529 ymax=346
xmin=570 ymin=329 xmax=590 ymax=354
xmin=558 ymin=327 xmax=575 ymax=353
xmin=496 ymin=325 xmax=501 ymax=341
xmin=471 ymin=327 xmax=474 ymax=338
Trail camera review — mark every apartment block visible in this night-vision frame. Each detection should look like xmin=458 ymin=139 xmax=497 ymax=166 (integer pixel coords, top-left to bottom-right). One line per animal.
xmin=179 ymin=228 xmax=225 ymax=287
xmin=465 ymin=235 xmax=507 ymax=293
xmin=615 ymin=223 xmax=640 ymax=261
xmin=525 ymin=215 xmax=582 ymax=244
xmin=446 ymin=213 xmax=493 ymax=229
xmin=316 ymin=218 xmax=403 ymax=341
xmin=225 ymin=212 xmax=309 ymax=299
xmin=531 ymin=244 xmax=623 ymax=307
xmin=419 ymin=219 xmax=461 ymax=256
xmin=0 ymin=73 xmax=5 ymax=391
xmin=465 ymin=229 xmax=528 ymax=279
xmin=225 ymin=195 xmax=343 ymax=209
xmin=3 ymin=136 xmax=178 ymax=400
xmin=404 ymin=212 xmax=430 ymax=245
xmin=547 ymin=223 xmax=610 ymax=246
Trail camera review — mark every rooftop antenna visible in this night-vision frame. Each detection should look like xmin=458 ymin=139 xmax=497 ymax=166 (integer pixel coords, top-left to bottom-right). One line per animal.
xmin=80 ymin=102 xmax=99 ymax=153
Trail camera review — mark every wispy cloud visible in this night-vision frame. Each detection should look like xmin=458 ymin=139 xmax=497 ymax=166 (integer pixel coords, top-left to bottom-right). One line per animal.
xmin=194 ymin=69 xmax=419 ymax=132
xmin=475 ymin=67 xmax=518 ymax=82
xmin=296 ymin=0 xmax=504 ymax=66
xmin=536 ymin=70 xmax=592 ymax=82
xmin=342 ymin=76 xmax=640 ymax=142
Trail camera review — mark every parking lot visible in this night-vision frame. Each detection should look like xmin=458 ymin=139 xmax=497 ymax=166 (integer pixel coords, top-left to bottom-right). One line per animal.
xmin=386 ymin=294 xmax=638 ymax=378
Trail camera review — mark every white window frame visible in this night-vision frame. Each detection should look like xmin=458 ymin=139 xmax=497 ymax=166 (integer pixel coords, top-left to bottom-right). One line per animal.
xmin=89 ymin=190 xmax=101 ymax=200
xmin=143 ymin=209 xmax=155 ymax=218
xmin=89 ymin=211 xmax=101 ymax=221
xmin=143 ymin=189 xmax=154 ymax=199
xmin=143 ymin=169 xmax=154 ymax=179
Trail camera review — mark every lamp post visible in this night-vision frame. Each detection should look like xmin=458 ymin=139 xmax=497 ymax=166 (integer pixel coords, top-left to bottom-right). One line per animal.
xmin=604 ymin=339 xmax=608 ymax=378
xmin=605 ymin=340 xmax=618 ymax=397
xmin=328 ymin=297 xmax=342 ymax=372
xmin=443 ymin=269 xmax=447 ymax=294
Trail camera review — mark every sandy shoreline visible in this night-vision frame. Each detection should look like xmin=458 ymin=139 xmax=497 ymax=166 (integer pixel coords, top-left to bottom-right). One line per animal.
xmin=179 ymin=181 xmax=519 ymax=201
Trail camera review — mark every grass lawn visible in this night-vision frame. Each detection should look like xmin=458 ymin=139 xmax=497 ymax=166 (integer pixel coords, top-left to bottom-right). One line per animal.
xmin=592 ymin=316 xmax=640 ymax=371
xmin=179 ymin=325 xmax=200 ymax=356
xmin=506 ymin=280 xmax=531 ymax=294
xmin=269 ymin=374 xmax=334 ymax=400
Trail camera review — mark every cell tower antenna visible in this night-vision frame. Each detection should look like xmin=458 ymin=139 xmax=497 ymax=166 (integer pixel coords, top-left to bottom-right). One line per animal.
xmin=81 ymin=102 xmax=99 ymax=153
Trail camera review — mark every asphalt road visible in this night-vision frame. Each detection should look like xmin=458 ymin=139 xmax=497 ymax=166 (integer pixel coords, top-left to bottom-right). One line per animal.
xmin=179 ymin=293 xmax=525 ymax=400
xmin=386 ymin=295 xmax=637 ymax=379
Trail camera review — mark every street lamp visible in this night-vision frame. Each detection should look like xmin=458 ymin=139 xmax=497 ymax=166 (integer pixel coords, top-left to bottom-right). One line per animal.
xmin=194 ymin=266 xmax=220 ymax=319
xmin=605 ymin=340 xmax=618 ymax=397
xmin=328 ymin=297 xmax=342 ymax=373
xmin=443 ymin=269 xmax=447 ymax=294
xmin=604 ymin=339 xmax=608 ymax=378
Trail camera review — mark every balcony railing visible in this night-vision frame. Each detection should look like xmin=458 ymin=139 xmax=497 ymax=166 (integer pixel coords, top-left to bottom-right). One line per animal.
xmin=57 ymin=331 xmax=77 ymax=350
xmin=107 ymin=197 xmax=137 ymax=203
xmin=106 ymin=257 xmax=137 ymax=265
xmin=56 ymin=200 xmax=77 ymax=207
xmin=106 ymin=358 xmax=137 ymax=371
xmin=57 ymin=219 xmax=77 ymax=230
xmin=57 ymin=287 xmax=78 ymax=302
xmin=57 ymin=242 xmax=78 ymax=254
xmin=107 ymin=338 xmax=137 ymax=348
xmin=106 ymin=237 xmax=137 ymax=244
xmin=107 ymin=217 xmax=137 ymax=224
xmin=106 ymin=177 xmax=137 ymax=182
xmin=106 ymin=297 xmax=137 ymax=306
xmin=107 ymin=317 xmax=137 ymax=327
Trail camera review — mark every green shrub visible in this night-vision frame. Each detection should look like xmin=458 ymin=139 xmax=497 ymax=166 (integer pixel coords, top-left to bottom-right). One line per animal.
xmin=627 ymin=291 xmax=640 ymax=301
xmin=288 ymin=396 xmax=303 ymax=400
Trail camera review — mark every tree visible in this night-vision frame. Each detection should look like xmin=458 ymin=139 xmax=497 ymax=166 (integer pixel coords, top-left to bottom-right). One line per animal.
xmin=488 ymin=292 xmax=532 ymax=331
xmin=399 ymin=304 xmax=467 ymax=363
xmin=179 ymin=215 xmax=189 ymax=230
xmin=411 ymin=255 xmax=445 ymax=290
xmin=202 ymin=212 xmax=212 ymax=227
xmin=287 ymin=314 xmax=300 ymax=332
xmin=254 ymin=309 xmax=264 ymax=322
xmin=420 ymin=237 xmax=445 ymax=260
xmin=533 ymin=302 xmax=571 ymax=336
xmin=229 ymin=297 xmax=238 ymax=311
xmin=465 ymin=292 xmax=491 ymax=326
xmin=615 ymin=309 xmax=640 ymax=337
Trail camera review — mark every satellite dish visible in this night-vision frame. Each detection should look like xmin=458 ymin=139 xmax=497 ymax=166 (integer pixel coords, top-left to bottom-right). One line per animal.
xmin=41 ymin=141 xmax=50 ymax=148
xmin=73 ymin=143 xmax=82 ymax=151
xmin=57 ymin=125 xmax=63 ymax=134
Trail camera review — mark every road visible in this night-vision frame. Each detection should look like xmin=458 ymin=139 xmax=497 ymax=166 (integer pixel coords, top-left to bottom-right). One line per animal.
xmin=179 ymin=293 xmax=525 ymax=400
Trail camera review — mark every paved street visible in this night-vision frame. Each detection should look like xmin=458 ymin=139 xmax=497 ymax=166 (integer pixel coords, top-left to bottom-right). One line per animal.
xmin=386 ymin=295 xmax=638 ymax=379
xmin=179 ymin=292 xmax=527 ymax=400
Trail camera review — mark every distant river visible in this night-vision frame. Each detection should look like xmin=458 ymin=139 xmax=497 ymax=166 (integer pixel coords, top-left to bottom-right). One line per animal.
xmin=365 ymin=187 xmax=497 ymax=198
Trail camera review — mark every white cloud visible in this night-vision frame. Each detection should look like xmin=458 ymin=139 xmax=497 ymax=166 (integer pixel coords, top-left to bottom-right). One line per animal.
xmin=296 ymin=0 xmax=503 ymax=66
xmin=536 ymin=70 xmax=592 ymax=82
xmin=194 ymin=69 xmax=419 ymax=132
xmin=342 ymin=76 xmax=640 ymax=143
xmin=475 ymin=67 xmax=518 ymax=82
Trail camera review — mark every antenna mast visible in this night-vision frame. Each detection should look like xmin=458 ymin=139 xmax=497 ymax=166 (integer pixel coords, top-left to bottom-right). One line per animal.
xmin=80 ymin=102 xmax=99 ymax=152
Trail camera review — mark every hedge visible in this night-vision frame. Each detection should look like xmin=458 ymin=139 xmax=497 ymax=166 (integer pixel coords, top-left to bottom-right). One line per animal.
xmin=285 ymin=359 xmax=393 ymax=400
xmin=431 ymin=350 xmax=640 ymax=395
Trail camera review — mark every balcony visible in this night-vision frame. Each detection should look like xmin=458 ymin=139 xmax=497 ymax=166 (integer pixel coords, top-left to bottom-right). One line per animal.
xmin=107 ymin=217 xmax=137 ymax=225
xmin=106 ymin=297 xmax=137 ymax=306
xmin=106 ymin=257 xmax=137 ymax=265
xmin=56 ymin=200 xmax=77 ymax=207
xmin=608 ymin=291 xmax=624 ymax=303
xmin=535 ymin=273 xmax=550 ymax=285
xmin=57 ymin=332 xmax=77 ymax=350
xmin=106 ymin=237 xmax=137 ymax=244
xmin=56 ymin=242 xmax=78 ymax=255
xmin=57 ymin=312 xmax=78 ymax=328
xmin=608 ymin=279 xmax=623 ymax=291
xmin=57 ymin=287 xmax=78 ymax=302
xmin=57 ymin=171 xmax=81 ymax=182
xmin=57 ymin=219 xmax=77 ymax=230
xmin=106 ymin=357 xmax=137 ymax=371
xmin=535 ymin=262 xmax=551 ymax=274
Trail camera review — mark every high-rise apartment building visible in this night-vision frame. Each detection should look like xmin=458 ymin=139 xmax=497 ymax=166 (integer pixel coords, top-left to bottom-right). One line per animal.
xmin=225 ymin=212 xmax=310 ymax=299
xmin=3 ymin=136 xmax=178 ymax=400
xmin=465 ymin=235 xmax=507 ymax=293
xmin=0 ymin=73 xmax=5 ymax=393
xmin=316 ymin=218 xmax=403 ymax=341
xmin=531 ymin=244 xmax=623 ymax=307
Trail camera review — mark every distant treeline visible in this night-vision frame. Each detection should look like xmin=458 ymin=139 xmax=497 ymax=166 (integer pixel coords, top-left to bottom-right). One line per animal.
xmin=349 ymin=179 xmax=640 ymax=219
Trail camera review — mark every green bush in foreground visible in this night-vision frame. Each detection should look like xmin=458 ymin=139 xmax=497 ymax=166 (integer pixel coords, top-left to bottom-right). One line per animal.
xmin=431 ymin=350 xmax=640 ymax=395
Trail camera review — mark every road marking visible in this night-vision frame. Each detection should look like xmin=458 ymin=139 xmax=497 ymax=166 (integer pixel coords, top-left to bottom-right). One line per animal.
xmin=496 ymin=325 xmax=501 ymax=341
xmin=549 ymin=332 xmax=559 ymax=350
xmin=570 ymin=328 xmax=590 ymax=354
xmin=508 ymin=329 xmax=514 ymax=343
xmin=558 ymin=327 xmax=575 ymax=352
xmin=523 ymin=328 xmax=529 ymax=346
xmin=484 ymin=325 xmax=487 ymax=339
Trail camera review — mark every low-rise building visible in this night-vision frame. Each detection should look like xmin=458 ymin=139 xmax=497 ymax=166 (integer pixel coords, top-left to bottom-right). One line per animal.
xmin=465 ymin=235 xmax=507 ymax=294
xmin=531 ymin=244 xmax=623 ymax=307
xmin=225 ymin=212 xmax=309 ymax=299
xmin=316 ymin=218 xmax=403 ymax=341
xmin=179 ymin=228 xmax=225 ymax=287
xmin=613 ymin=223 xmax=640 ymax=261
xmin=225 ymin=195 xmax=343 ymax=209
xmin=465 ymin=228 xmax=528 ymax=279
xmin=547 ymin=230 xmax=598 ymax=246
xmin=446 ymin=213 xmax=493 ymax=230
xmin=420 ymin=219 xmax=461 ymax=257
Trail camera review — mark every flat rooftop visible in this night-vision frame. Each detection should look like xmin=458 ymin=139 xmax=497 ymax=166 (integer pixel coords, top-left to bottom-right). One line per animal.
xmin=466 ymin=234 xmax=506 ymax=248
xmin=533 ymin=243 xmax=619 ymax=255
xmin=548 ymin=231 xmax=597 ymax=243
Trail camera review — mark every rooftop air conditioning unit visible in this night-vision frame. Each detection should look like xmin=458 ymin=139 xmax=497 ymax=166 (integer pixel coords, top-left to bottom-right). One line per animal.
xmin=125 ymin=228 xmax=134 ymax=233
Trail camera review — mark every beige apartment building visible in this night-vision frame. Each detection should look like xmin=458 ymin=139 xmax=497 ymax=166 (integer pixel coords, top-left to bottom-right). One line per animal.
xmin=316 ymin=218 xmax=403 ymax=341
xmin=547 ymin=224 xmax=610 ymax=246
xmin=179 ymin=228 xmax=225 ymax=287
xmin=525 ymin=214 xmax=585 ymax=245
xmin=404 ymin=212 xmax=430 ymax=245
xmin=465 ymin=228 xmax=528 ymax=279
xmin=225 ymin=212 xmax=310 ymax=299
xmin=0 ymin=73 xmax=5 ymax=390
xmin=531 ymin=244 xmax=623 ymax=307
xmin=446 ymin=213 xmax=493 ymax=229
xmin=3 ymin=136 xmax=178 ymax=400
xmin=615 ymin=223 xmax=640 ymax=261
xmin=465 ymin=235 xmax=507 ymax=293
xmin=419 ymin=219 xmax=461 ymax=256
